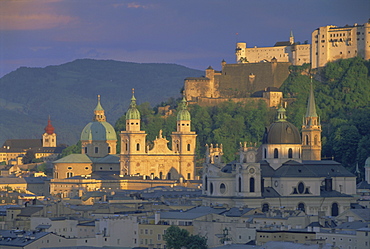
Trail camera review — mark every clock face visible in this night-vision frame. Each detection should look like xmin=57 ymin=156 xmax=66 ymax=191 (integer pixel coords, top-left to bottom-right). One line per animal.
xmin=249 ymin=168 xmax=255 ymax=174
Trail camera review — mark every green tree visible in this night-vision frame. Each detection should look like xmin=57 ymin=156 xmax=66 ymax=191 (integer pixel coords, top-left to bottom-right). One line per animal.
xmin=163 ymin=225 xmax=207 ymax=249
xmin=22 ymin=150 xmax=35 ymax=164
xmin=60 ymin=141 xmax=82 ymax=158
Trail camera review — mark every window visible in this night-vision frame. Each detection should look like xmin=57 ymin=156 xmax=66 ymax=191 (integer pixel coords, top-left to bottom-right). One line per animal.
xmin=205 ymin=176 xmax=208 ymax=191
xmin=66 ymin=172 xmax=73 ymax=178
xmin=136 ymin=143 xmax=140 ymax=151
xmin=210 ymin=183 xmax=214 ymax=194
xmin=262 ymin=203 xmax=269 ymax=212
xmin=95 ymin=147 xmax=98 ymax=153
xmin=288 ymin=148 xmax=293 ymax=158
xmin=187 ymin=173 xmax=191 ymax=180
xmin=250 ymin=177 xmax=255 ymax=192
xmin=84 ymin=147 xmax=88 ymax=154
xmin=220 ymin=183 xmax=226 ymax=194
xmin=314 ymin=135 xmax=318 ymax=145
xmin=298 ymin=182 xmax=305 ymax=194
xmin=331 ymin=203 xmax=339 ymax=216
xmin=305 ymin=135 xmax=309 ymax=145
xmin=264 ymin=148 xmax=267 ymax=158
xmin=274 ymin=148 xmax=278 ymax=158
xmin=187 ymin=144 xmax=191 ymax=151
xmin=298 ymin=203 xmax=305 ymax=212
xmin=108 ymin=147 xmax=111 ymax=153
xmin=238 ymin=177 xmax=242 ymax=192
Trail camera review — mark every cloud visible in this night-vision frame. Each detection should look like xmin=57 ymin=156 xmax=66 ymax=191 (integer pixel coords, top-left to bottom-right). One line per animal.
xmin=0 ymin=0 xmax=77 ymax=30
xmin=112 ymin=2 xmax=153 ymax=9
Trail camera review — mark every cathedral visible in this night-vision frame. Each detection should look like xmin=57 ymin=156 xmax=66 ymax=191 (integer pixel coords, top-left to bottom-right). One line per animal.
xmin=51 ymin=92 xmax=197 ymax=197
xmin=202 ymin=83 xmax=357 ymax=216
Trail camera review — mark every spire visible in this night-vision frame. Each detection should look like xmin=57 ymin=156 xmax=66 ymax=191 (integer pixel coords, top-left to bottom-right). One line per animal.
xmin=93 ymin=95 xmax=106 ymax=122
xmin=289 ymin=30 xmax=294 ymax=44
xmin=94 ymin=95 xmax=104 ymax=111
xmin=306 ymin=78 xmax=318 ymax=118
xmin=126 ymin=88 xmax=141 ymax=120
xmin=44 ymin=116 xmax=55 ymax=135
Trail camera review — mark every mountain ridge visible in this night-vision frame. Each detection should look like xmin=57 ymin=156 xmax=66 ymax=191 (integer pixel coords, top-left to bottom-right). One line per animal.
xmin=0 ymin=59 xmax=203 ymax=145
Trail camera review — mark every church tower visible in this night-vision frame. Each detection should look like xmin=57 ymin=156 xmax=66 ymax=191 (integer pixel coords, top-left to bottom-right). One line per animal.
xmin=302 ymin=81 xmax=322 ymax=160
xmin=171 ymin=96 xmax=197 ymax=180
xmin=42 ymin=117 xmax=56 ymax=147
xmin=120 ymin=89 xmax=147 ymax=175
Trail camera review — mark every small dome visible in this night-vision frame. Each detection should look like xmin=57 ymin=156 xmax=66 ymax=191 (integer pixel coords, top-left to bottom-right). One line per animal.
xmin=81 ymin=121 xmax=117 ymax=141
xmin=365 ymin=157 xmax=370 ymax=168
xmin=177 ymin=97 xmax=191 ymax=121
xmin=126 ymin=89 xmax=141 ymax=120
xmin=262 ymin=106 xmax=301 ymax=144
xmin=44 ymin=118 xmax=55 ymax=135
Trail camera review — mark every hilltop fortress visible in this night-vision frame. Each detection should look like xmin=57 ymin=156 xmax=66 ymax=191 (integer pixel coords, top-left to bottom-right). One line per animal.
xmin=185 ymin=20 xmax=370 ymax=107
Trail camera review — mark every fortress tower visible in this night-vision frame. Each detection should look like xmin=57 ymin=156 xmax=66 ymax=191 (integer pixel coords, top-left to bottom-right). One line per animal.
xmin=42 ymin=117 xmax=57 ymax=147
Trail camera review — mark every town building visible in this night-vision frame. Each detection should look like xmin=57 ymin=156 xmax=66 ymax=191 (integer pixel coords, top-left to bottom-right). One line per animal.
xmin=0 ymin=118 xmax=65 ymax=164
xmin=202 ymin=83 xmax=357 ymax=216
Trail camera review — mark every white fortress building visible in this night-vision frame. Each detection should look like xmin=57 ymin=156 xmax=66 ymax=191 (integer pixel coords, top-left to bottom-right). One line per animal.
xmin=236 ymin=19 xmax=370 ymax=69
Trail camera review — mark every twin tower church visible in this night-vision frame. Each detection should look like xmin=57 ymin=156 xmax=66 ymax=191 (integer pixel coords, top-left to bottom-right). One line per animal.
xmin=53 ymin=87 xmax=356 ymax=216
xmin=53 ymin=90 xmax=197 ymax=183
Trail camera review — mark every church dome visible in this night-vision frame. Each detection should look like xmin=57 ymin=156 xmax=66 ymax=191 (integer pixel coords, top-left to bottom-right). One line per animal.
xmin=126 ymin=89 xmax=141 ymax=120
xmin=44 ymin=118 xmax=55 ymax=135
xmin=177 ymin=97 xmax=191 ymax=121
xmin=81 ymin=121 xmax=117 ymax=141
xmin=262 ymin=106 xmax=301 ymax=144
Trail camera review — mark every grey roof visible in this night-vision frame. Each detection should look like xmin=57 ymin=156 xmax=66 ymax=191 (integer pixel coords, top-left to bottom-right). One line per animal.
xmin=350 ymin=208 xmax=370 ymax=221
xmin=262 ymin=187 xmax=281 ymax=197
xmin=357 ymin=181 xmax=370 ymax=189
xmin=273 ymin=160 xmax=355 ymax=178
xmin=336 ymin=221 xmax=369 ymax=230
xmin=222 ymin=207 xmax=255 ymax=217
xmin=0 ymin=229 xmax=49 ymax=247
xmin=53 ymin=153 xmax=92 ymax=163
xmin=92 ymin=154 xmax=120 ymax=164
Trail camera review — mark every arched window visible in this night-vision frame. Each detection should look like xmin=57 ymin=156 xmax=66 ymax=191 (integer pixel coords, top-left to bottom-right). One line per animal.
xmin=205 ymin=176 xmax=208 ymax=191
xmin=262 ymin=203 xmax=269 ymax=212
xmin=288 ymin=148 xmax=293 ymax=158
xmin=264 ymin=148 xmax=267 ymax=159
xmin=331 ymin=203 xmax=339 ymax=216
xmin=84 ymin=147 xmax=87 ymax=154
xmin=108 ymin=147 xmax=111 ymax=154
xmin=305 ymin=135 xmax=309 ymax=145
xmin=159 ymin=172 xmax=163 ymax=180
xmin=187 ymin=144 xmax=191 ymax=151
xmin=238 ymin=177 xmax=242 ymax=192
xmin=66 ymin=172 xmax=73 ymax=178
xmin=125 ymin=143 xmax=128 ymax=151
xmin=95 ymin=147 xmax=99 ymax=153
xmin=298 ymin=203 xmax=305 ymax=212
xmin=314 ymin=135 xmax=318 ymax=145
xmin=136 ymin=143 xmax=140 ymax=151
xmin=167 ymin=173 xmax=171 ymax=180
xmin=220 ymin=183 xmax=226 ymax=194
xmin=210 ymin=183 xmax=214 ymax=195
xmin=250 ymin=177 xmax=255 ymax=192
xmin=274 ymin=148 xmax=279 ymax=158
xmin=176 ymin=143 xmax=179 ymax=152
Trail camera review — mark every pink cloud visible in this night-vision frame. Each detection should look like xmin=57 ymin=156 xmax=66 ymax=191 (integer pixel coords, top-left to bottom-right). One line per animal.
xmin=0 ymin=0 xmax=76 ymax=30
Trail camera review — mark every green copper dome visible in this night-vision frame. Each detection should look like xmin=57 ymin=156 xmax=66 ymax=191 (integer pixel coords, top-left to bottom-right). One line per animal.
xmin=177 ymin=96 xmax=191 ymax=121
xmin=81 ymin=121 xmax=117 ymax=141
xmin=126 ymin=89 xmax=141 ymax=120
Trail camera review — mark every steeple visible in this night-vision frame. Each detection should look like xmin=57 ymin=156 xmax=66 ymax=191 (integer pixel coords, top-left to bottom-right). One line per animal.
xmin=43 ymin=116 xmax=57 ymax=147
xmin=125 ymin=88 xmax=141 ymax=132
xmin=302 ymin=78 xmax=322 ymax=160
xmin=177 ymin=96 xmax=191 ymax=121
xmin=305 ymin=79 xmax=318 ymax=119
xmin=126 ymin=88 xmax=141 ymax=120
xmin=93 ymin=95 xmax=106 ymax=122
xmin=289 ymin=30 xmax=294 ymax=44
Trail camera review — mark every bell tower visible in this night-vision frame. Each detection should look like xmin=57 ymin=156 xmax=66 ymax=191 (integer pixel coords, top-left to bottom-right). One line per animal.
xmin=43 ymin=117 xmax=56 ymax=147
xmin=302 ymin=80 xmax=322 ymax=160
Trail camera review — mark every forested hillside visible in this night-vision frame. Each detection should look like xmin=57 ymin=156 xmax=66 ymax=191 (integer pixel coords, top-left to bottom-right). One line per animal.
xmin=0 ymin=59 xmax=202 ymax=145
xmin=112 ymin=57 xmax=370 ymax=178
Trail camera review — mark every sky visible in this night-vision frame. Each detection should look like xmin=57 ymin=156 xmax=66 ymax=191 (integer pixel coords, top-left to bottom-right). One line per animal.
xmin=0 ymin=0 xmax=369 ymax=77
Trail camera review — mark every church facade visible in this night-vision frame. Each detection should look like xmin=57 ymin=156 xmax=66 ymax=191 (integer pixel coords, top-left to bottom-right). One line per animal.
xmin=51 ymin=92 xmax=197 ymax=197
xmin=202 ymin=84 xmax=356 ymax=216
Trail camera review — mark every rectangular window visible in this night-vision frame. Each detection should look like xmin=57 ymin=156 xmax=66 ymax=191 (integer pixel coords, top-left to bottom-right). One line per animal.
xmin=95 ymin=147 xmax=98 ymax=153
